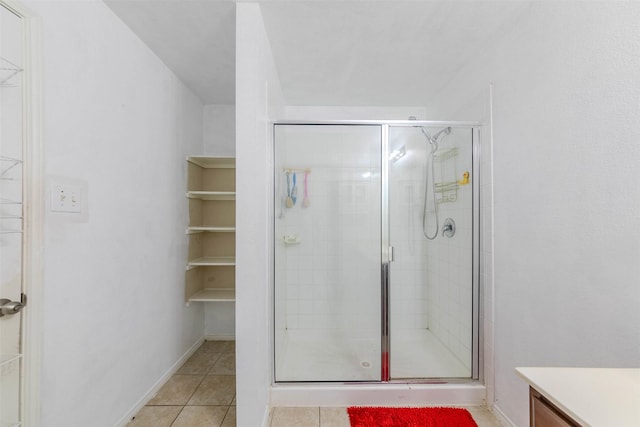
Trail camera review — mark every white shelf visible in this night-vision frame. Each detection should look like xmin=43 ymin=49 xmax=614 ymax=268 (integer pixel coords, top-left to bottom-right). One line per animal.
xmin=187 ymin=256 xmax=236 ymax=269
xmin=187 ymin=226 xmax=236 ymax=234
xmin=187 ymin=156 xmax=235 ymax=169
xmin=188 ymin=288 xmax=235 ymax=302
xmin=187 ymin=191 xmax=235 ymax=201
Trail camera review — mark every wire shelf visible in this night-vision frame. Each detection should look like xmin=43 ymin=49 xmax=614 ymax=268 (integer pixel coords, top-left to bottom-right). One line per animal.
xmin=0 ymin=57 xmax=23 ymax=87
xmin=0 ymin=197 xmax=22 ymax=205
xmin=0 ymin=215 xmax=22 ymax=219
xmin=0 ymin=229 xmax=22 ymax=234
xmin=1 ymin=155 xmax=22 ymax=180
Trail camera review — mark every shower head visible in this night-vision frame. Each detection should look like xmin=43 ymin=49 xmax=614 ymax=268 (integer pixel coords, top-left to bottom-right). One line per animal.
xmin=432 ymin=127 xmax=451 ymax=141
xmin=419 ymin=126 xmax=451 ymax=147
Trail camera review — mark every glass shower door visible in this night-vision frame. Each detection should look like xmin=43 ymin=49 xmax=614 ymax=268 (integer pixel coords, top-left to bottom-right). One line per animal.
xmin=274 ymin=124 xmax=382 ymax=382
xmin=388 ymin=125 xmax=477 ymax=379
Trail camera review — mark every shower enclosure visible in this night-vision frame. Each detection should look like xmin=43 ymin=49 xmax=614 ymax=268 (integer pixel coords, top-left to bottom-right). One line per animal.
xmin=273 ymin=121 xmax=480 ymax=383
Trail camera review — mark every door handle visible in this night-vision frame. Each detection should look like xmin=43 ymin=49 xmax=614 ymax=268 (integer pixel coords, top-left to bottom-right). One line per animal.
xmin=0 ymin=297 xmax=24 ymax=317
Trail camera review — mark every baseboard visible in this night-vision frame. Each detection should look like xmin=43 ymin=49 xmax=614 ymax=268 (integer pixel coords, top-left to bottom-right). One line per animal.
xmin=491 ymin=403 xmax=517 ymax=427
xmin=205 ymin=334 xmax=236 ymax=341
xmin=262 ymin=405 xmax=272 ymax=427
xmin=114 ymin=336 xmax=205 ymax=427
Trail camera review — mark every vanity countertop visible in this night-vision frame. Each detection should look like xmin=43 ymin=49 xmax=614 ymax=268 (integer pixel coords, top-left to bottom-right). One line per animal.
xmin=516 ymin=367 xmax=640 ymax=427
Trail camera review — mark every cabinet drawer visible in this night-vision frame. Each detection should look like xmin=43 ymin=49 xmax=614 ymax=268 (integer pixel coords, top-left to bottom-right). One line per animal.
xmin=530 ymin=388 xmax=580 ymax=427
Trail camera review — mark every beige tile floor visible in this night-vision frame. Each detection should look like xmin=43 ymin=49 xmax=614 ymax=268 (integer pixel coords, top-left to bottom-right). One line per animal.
xmin=268 ymin=406 xmax=505 ymax=427
xmin=128 ymin=340 xmax=503 ymax=427
xmin=127 ymin=340 xmax=236 ymax=427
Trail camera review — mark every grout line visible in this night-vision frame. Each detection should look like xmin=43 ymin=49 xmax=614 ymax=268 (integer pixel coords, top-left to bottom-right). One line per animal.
xmin=168 ymin=406 xmax=184 ymax=427
xmin=221 ymin=404 xmax=232 ymax=427
xmin=130 ymin=341 xmax=237 ymax=426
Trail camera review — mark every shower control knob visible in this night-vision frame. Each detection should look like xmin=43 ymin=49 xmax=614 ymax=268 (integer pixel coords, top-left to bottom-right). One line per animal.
xmin=442 ymin=218 xmax=456 ymax=238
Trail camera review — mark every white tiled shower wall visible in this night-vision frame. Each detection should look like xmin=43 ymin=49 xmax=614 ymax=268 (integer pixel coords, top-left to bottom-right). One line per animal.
xmin=274 ymin=125 xmax=382 ymax=340
xmin=427 ymin=132 xmax=474 ymax=371
xmin=388 ymin=132 xmax=429 ymax=331
xmin=389 ymin=128 xmax=474 ymax=372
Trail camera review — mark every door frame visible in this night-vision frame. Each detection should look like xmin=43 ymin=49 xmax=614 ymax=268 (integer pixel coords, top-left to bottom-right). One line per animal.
xmin=1 ymin=0 xmax=43 ymax=424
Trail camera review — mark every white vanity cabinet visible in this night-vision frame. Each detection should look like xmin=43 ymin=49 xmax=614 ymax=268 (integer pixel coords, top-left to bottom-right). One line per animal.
xmin=517 ymin=367 xmax=640 ymax=427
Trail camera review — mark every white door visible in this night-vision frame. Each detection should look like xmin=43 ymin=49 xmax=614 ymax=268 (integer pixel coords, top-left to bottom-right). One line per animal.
xmin=0 ymin=4 xmax=26 ymax=425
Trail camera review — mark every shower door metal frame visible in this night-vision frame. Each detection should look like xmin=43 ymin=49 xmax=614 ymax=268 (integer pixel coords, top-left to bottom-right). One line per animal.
xmin=273 ymin=120 xmax=483 ymax=384
xmin=381 ymin=124 xmax=390 ymax=381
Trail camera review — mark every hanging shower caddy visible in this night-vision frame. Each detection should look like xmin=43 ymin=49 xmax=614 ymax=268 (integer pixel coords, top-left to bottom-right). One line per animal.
xmin=433 ymin=147 xmax=459 ymax=204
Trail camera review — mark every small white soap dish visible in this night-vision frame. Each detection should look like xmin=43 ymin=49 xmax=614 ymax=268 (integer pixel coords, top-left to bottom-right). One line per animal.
xmin=283 ymin=234 xmax=301 ymax=245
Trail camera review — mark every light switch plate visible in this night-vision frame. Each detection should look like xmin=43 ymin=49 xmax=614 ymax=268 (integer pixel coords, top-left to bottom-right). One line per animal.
xmin=50 ymin=183 xmax=82 ymax=213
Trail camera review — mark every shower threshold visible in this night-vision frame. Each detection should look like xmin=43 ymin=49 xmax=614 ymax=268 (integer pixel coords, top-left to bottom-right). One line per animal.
xmin=270 ymin=381 xmax=485 ymax=407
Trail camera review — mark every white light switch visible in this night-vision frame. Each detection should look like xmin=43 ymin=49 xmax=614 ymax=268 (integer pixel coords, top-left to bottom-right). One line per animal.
xmin=51 ymin=184 xmax=82 ymax=213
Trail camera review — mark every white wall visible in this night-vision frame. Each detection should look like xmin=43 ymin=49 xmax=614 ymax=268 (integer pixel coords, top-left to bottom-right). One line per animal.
xmin=204 ymin=301 xmax=235 ymax=340
xmin=26 ymin=1 xmax=205 ymax=425
xmin=235 ymin=3 xmax=284 ymax=426
xmin=203 ymin=103 xmax=235 ymax=155
xmin=202 ymin=103 xmax=236 ymax=339
xmin=437 ymin=3 xmax=640 ymax=425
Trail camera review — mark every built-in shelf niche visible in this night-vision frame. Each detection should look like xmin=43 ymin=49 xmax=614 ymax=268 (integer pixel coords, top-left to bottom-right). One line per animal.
xmin=187 ymin=232 xmax=236 ymax=268
xmin=186 ymin=265 xmax=235 ymax=302
xmin=188 ymin=197 xmax=235 ymax=231
xmin=185 ymin=156 xmax=236 ymax=303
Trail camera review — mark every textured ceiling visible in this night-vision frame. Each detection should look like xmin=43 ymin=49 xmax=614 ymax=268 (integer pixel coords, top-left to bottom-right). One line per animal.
xmin=106 ymin=0 xmax=531 ymax=106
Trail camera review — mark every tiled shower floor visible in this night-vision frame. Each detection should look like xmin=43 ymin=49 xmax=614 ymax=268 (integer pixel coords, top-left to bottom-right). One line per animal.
xmin=127 ymin=340 xmax=236 ymax=427
xmin=277 ymin=329 xmax=469 ymax=381
xmin=391 ymin=329 xmax=470 ymax=378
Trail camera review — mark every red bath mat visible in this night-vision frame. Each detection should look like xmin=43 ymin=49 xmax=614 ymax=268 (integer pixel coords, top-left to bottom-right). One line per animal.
xmin=347 ymin=406 xmax=478 ymax=427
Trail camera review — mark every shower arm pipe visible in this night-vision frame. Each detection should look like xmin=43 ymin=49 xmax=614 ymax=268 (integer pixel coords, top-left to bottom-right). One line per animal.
xmin=272 ymin=119 xmax=483 ymax=128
